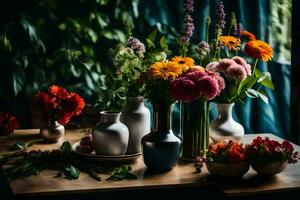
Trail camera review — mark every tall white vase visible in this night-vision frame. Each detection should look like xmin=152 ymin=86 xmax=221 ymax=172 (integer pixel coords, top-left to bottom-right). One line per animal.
xmin=121 ymin=96 xmax=151 ymax=154
xmin=210 ymin=103 xmax=244 ymax=143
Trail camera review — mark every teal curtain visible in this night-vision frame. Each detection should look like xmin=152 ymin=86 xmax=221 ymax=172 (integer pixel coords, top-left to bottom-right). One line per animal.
xmin=141 ymin=0 xmax=292 ymax=141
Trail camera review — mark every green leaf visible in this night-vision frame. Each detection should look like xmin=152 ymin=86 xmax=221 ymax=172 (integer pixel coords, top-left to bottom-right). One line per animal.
xmin=70 ymin=64 xmax=82 ymax=78
xmin=60 ymin=142 xmax=72 ymax=156
xmin=257 ymin=90 xmax=269 ymax=104
xmin=101 ymin=30 xmax=115 ymax=40
xmin=254 ymin=67 xmax=262 ymax=77
xmin=238 ymin=76 xmax=258 ymax=95
xmin=107 ymin=165 xmax=137 ymax=181
xmin=12 ymin=67 xmax=25 ymax=96
xmin=63 ymin=165 xmax=80 ymax=179
xmin=96 ymin=13 xmax=109 ymax=28
xmin=260 ymin=78 xmax=275 ymax=90
xmin=258 ymin=72 xmax=271 ymax=83
xmin=146 ymin=38 xmax=155 ymax=49
xmin=245 ymin=89 xmax=258 ymax=98
xmin=148 ymin=29 xmax=157 ymax=43
xmin=10 ymin=141 xmax=26 ymax=150
xmin=159 ymin=36 xmax=168 ymax=49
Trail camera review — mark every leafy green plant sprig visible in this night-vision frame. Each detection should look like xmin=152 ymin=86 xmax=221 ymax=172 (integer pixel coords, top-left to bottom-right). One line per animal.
xmin=1 ymin=141 xmax=137 ymax=181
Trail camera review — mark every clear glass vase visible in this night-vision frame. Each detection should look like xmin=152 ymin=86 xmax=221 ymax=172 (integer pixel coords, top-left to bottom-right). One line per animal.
xmin=181 ymin=100 xmax=209 ymax=161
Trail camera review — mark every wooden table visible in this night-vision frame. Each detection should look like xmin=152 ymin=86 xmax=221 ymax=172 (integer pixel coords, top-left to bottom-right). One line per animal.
xmin=1 ymin=130 xmax=300 ymax=200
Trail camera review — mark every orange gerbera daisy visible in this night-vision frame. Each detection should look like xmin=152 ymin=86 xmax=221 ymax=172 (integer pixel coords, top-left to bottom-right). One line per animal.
xmin=150 ymin=61 xmax=182 ymax=80
xmin=241 ymin=31 xmax=256 ymax=40
xmin=244 ymin=40 xmax=273 ymax=62
xmin=171 ymin=56 xmax=195 ymax=71
xmin=219 ymin=36 xmax=241 ymax=50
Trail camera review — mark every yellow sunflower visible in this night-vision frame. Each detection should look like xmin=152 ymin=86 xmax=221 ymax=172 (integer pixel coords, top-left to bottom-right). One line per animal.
xmin=244 ymin=40 xmax=273 ymax=62
xmin=150 ymin=61 xmax=182 ymax=80
xmin=171 ymin=56 xmax=195 ymax=71
xmin=219 ymin=36 xmax=241 ymax=50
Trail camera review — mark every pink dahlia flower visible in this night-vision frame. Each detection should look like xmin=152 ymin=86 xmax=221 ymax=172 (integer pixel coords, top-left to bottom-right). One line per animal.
xmin=225 ymin=64 xmax=247 ymax=81
xmin=206 ymin=71 xmax=226 ymax=93
xmin=218 ymin=58 xmax=237 ymax=72
xmin=232 ymin=56 xmax=252 ymax=76
xmin=170 ymin=77 xmax=199 ymax=102
xmin=206 ymin=62 xmax=220 ymax=72
xmin=197 ymin=76 xmax=220 ymax=100
xmin=185 ymin=71 xmax=207 ymax=82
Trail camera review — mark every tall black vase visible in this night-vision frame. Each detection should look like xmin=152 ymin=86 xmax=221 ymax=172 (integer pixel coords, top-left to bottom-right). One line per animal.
xmin=141 ymin=103 xmax=181 ymax=171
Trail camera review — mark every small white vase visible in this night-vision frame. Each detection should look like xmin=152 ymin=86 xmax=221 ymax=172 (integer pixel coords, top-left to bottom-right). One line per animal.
xmin=210 ymin=103 xmax=244 ymax=143
xmin=92 ymin=111 xmax=129 ymax=155
xmin=121 ymin=96 xmax=151 ymax=154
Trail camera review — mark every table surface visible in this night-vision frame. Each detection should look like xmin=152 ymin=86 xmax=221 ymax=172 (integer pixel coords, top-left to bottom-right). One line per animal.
xmin=1 ymin=129 xmax=300 ymax=198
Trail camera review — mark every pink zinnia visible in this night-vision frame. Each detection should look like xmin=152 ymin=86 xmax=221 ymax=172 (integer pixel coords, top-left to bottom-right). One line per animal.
xmin=197 ymin=76 xmax=220 ymax=100
xmin=206 ymin=71 xmax=226 ymax=93
xmin=206 ymin=62 xmax=220 ymax=72
xmin=218 ymin=58 xmax=237 ymax=72
xmin=232 ymin=56 xmax=252 ymax=76
xmin=170 ymin=77 xmax=199 ymax=102
xmin=185 ymin=71 xmax=207 ymax=82
xmin=226 ymin=64 xmax=247 ymax=81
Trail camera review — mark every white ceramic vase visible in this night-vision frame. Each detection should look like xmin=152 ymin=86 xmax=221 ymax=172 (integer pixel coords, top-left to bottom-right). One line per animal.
xmin=92 ymin=111 xmax=129 ymax=155
xmin=210 ymin=103 xmax=244 ymax=143
xmin=121 ymin=96 xmax=151 ymax=154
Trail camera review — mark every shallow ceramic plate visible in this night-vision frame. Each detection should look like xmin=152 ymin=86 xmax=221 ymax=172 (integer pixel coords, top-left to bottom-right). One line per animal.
xmin=72 ymin=142 xmax=142 ymax=164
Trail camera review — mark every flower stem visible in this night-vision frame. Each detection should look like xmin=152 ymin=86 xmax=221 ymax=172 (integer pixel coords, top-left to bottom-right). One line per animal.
xmin=252 ymin=59 xmax=259 ymax=77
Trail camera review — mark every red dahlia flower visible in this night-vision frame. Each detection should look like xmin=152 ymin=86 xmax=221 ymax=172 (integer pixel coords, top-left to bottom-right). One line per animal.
xmin=0 ymin=112 xmax=20 ymax=135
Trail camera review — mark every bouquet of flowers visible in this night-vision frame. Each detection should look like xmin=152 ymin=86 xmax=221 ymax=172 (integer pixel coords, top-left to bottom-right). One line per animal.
xmin=97 ymin=29 xmax=168 ymax=111
xmin=0 ymin=112 xmax=19 ymax=135
xmin=178 ymin=0 xmax=274 ymax=104
xmin=205 ymin=2 xmax=274 ymax=103
xmin=34 ymin=85 xmax=85 ymax=125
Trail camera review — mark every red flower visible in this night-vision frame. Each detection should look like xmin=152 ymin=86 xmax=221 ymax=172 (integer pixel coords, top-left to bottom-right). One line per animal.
xmin=229 ymin=143 xmax=246 ymax=162
xmin=62 ymin=93 xmax=85 ymax=116
xmin=207 ymin=140 xmax=246 ymax=163
xmin=58 ymin=113 xmax=71 ymax=125
xmin=282 ymin=140 xmax=294 ymax=152
xmin=246 ymin=136 xmax=299 ymax=164
xmin=48 ymin=85 xmax=69 ymax=99
xmin=33 ymin=85 xmax=85 ymax=124
xmin=170 ymin=77 xmax=199 ymax=102
xmin=0 ymin=112 xmax=20 ymax=135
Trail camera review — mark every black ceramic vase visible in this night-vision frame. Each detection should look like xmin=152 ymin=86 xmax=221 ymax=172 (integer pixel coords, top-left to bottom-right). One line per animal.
xmin=141 ymin=103 xmax=181 ymax=171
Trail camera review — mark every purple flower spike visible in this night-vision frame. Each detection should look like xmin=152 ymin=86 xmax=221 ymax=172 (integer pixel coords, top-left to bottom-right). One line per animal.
xmin=233 ymin=23 xmax=244 ymax=38
xmin=216 ymin=1 xmax=226 ymax=29
xmin=184 ymin=0 xmax=194 ymax=12
xmin=180 ymin=14 xmax=195 ymax=44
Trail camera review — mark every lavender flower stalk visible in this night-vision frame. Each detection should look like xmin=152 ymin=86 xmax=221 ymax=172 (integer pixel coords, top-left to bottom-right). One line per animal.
xmin=233 ymin=23 xmax=244 ymax=38
xmin=126 ymin=36 xmax=146 ymax=58
xmin=180 ymin=14 xmax=195 ymax=44
xmin=184 ymin=0 xmax=194 ymax=12
xmin=216 ymin=1 xmax=226 ymax=30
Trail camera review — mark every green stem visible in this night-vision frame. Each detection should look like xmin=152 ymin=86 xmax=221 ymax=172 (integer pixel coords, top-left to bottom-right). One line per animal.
xmin=252 ymin=59 xmax=259 ymax=77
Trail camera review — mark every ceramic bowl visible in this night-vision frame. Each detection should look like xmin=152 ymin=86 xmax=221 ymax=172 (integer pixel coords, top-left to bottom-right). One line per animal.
xmin=251 ymin=161 xmax=288 ymax=176
xmin=206 ymin=161 xmax=250 ymax=176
